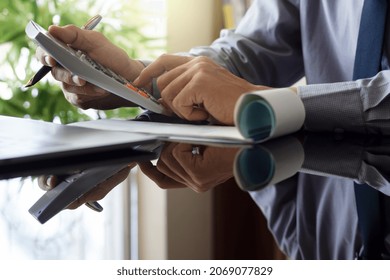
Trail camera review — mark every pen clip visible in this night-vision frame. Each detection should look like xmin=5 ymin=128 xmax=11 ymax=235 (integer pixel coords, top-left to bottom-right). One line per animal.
xmin=82 ymin=15 xmax=102 ymax=30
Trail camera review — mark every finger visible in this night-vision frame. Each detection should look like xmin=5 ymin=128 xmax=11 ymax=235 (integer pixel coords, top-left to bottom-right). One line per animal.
xmin=134 ymin=54 xmax=192 ymax=86
xmin=156 ymin=67 xmax=194 ymax=117
xmin=171 ymin=81 xmax=210 ymax=121
xmin=153 ymin=143 xmax=189 ymax=184
xmin=143 ymin=142 xmax=190 ymax=186
xmin=51 ymin=66 xmax=86 ymax=86
xmin=155 ymin=156 xmax=189 ymax=186
xmin=156 ymin=64 xmax=190 ymax=93
xmin=62 ymin=82 xmax=108 ymax=97
xmin=138 ymin=162 xmax=186 ymax=189
xmin=37 ymin=175 xmax=58 ymax=191
xmin=67 ymin=166 xmax=131 ymax=209
xmin=156 ymin=56 xmax=211 ymax=93
xmin=158 ymin=61 xmax=210 ymax=121
xmin=36 ymin=47 xmax=57 ymax=67
xmin=170 ymin=143 xmax=201 ymax=186
xmin=62 ymin=83 xmax=135 ymax=110
xmin=173 ymin=145 xmax=214 ymax=187
xmin=161 ymin=74 xmax=209 ymax=121
xmin=170 ymin=144 xmax=213 ymax=192
xmin=62 ymin=84 xmax=107 ymax=108
xmin=48 ymin=25 xmax=102 ymax=52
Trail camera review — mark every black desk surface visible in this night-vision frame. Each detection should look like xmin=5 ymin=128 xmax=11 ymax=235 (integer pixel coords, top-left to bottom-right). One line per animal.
xmin=2 ymin=132 xmax=390 ymax=260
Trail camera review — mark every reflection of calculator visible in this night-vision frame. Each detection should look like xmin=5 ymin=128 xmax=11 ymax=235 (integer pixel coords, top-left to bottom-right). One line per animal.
xmin=29 ymin=140 xmax=163 ymax=224
xmin=25 ymin=20 xmax=166 ymax=114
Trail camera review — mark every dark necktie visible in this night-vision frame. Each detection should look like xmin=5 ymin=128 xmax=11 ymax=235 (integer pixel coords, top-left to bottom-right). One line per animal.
xmin=353 ymin=0 xmax=387 ymax=80
xmin=353 ymin=0 xmax=388 ymax=259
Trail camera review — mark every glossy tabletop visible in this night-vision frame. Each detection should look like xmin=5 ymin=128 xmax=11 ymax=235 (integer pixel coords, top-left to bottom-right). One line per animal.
xmin=1 ymin=131 xmax=390 ymax=260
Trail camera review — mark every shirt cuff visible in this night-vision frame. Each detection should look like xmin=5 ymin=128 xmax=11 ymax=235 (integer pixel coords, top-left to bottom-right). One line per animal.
xmin=298 ymin=82 xmax=366 ymax=134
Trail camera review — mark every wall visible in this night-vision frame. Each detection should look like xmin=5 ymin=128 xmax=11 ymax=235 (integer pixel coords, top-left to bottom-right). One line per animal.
xmin=166 ymin=0 xmax=223 ymax=52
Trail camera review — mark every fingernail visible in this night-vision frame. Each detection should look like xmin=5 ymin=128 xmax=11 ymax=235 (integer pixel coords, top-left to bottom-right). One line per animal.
xmin=45 ymin=175 xmax=56 ymax=189
xmin=72 ymin=75 xmax=82 ymax=86
xmin=44 ymin=56 xmax=53 ymax=66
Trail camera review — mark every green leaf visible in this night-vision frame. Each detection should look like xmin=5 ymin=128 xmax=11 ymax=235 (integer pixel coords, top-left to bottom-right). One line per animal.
xmin=0 ymin=0 xmax=166 ymax=124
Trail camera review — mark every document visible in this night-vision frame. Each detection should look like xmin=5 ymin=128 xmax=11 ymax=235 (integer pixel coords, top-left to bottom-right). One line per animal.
xmin=73 ymin=88 xmax=305 ymax=145
xmin=72 ymin=119 xmax=248 ymax=145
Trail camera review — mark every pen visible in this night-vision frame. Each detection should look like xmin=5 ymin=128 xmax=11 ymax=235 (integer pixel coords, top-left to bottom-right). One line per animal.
xmin=24 ymin=14 xmax=102 ymax=88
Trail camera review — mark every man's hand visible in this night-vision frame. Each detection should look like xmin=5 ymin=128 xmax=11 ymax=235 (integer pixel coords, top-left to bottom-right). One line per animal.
xmin=36 ymin=25 xmax=144 ymax=109
xmin=138 ymin=142 xmax=239 ymax=193
xmin=135 ymin=54 xmax=269 ymax=125
xmin=38 ymin=164 xmax=134 ymax=210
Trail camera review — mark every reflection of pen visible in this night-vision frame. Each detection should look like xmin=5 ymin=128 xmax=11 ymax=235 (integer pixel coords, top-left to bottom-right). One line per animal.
xmin=24 ymin=15 xmax=102 ymax=88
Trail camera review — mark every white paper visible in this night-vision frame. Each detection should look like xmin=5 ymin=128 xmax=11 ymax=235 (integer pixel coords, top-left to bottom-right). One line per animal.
xmin=234 ymin=88 xmax=305 ymax=141
xmin=72 ymin=89 xmax=305 ymax=145
xmin=234 ymin=136 xmax=304 ymax=191
xmin=71 ymin=119 xmax=253 ymax=145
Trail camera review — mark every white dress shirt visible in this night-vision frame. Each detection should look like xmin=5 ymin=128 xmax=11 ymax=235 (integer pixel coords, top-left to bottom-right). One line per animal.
xmin=246 ymin=134 xmax=390 ymax=259
xmin=187 ymin=1 xmax=390 ymax=258
xmin=249 ymin=176 xmax=362 ymax=259
xmin=189 ymin=0 xmax=390 ymax=134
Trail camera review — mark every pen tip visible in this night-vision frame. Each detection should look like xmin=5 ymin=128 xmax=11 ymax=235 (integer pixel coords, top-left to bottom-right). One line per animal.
xmin=24 ymin=79 xmax=34 ymax=88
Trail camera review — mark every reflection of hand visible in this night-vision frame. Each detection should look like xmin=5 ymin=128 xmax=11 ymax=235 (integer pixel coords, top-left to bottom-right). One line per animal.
xmin=35 ymin=25 xmax=144 ymax=109
xmin=138 ymin=142 xmax=239 ymax=192
xmin=135 ymin=54 xmax=270 ymax=125
xmin=37 ymin=164 xmax=134 ymax=210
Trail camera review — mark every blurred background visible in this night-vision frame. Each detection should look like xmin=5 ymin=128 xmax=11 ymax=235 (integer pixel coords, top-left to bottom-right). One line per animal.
xmin=0 ymin=0 xmax=166 ymax=123
xmin=0 ymin=0 xmax=167 ymax=260
xmin=0 ymin=0 xmax=283 ymax=260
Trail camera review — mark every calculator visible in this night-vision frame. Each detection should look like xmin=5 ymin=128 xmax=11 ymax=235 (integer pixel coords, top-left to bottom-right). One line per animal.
xmin=25 ymin=20 xmax=166 ymax=114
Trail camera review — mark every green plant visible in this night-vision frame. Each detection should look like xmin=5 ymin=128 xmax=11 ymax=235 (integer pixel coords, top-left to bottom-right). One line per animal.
xmin=0 ymin=0 xmax=164 ymax=124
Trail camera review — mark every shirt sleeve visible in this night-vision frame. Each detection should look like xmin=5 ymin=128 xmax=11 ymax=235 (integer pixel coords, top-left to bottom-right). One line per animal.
xmin=301 ymin=133 xmax=390 ymax=195
xmin=188 ymin=0 xmax=304 ymax=87
xmin=298 ymin=70 xmax=390 ymax=135
xmin=249 ymin=174 xmax=361 ymax=259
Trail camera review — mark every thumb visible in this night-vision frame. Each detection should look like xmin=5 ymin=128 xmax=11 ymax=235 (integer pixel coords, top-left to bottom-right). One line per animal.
xmin=48 ymin=25 xmax=102 ymax=52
